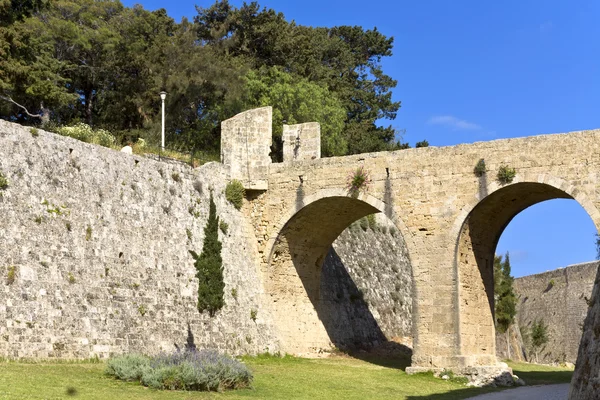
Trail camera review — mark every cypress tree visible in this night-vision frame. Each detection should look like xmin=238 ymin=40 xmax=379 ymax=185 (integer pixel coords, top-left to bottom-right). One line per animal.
xmin=190 ymin=193 xmax=224 ymax=316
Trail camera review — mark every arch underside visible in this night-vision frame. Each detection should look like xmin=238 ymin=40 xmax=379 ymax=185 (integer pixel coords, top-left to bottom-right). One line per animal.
xmin=456 ymin=182 xmax=573 ymax=361
xmin=268 ymin=196 xmax=395 ymax=354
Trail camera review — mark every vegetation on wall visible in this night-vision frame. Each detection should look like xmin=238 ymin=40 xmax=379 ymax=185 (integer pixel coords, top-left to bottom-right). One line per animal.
xmin=474 ymin=159 xmax=486 ymax=177
xmin=346 ymin=166 xmax=371 ymax=197
xmin=0 ymin=171 xmax=8 ymax=190
xmin=225 ymin=180 xmax=245 ymax=210
xmin=190 ymin=193 xmax=224 ymax=316
xmin=529 ymin=318 xmax=550 ymax=362
xmin=497 ymin=165 xmax=516 ymax=184
xmin=0 ymin=0 xmax=423 ymax=156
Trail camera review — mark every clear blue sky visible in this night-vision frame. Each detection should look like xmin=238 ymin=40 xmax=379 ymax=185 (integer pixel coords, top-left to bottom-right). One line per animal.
xmin=123 ymin=0 xmax=599 ymax=277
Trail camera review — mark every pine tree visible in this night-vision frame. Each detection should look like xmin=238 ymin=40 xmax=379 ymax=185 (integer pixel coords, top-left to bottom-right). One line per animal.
xmin=190 ymin=193 xmax=224 ymax=316
xmin=495 ymin=252 xmax=517 ymax=359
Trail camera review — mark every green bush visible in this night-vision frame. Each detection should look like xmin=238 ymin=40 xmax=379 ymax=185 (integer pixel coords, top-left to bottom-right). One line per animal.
xmin=225 ymin=180 xmax=245 ymax=210
xmin=190 ymin=193 xmax=224 ymax=315
xmin=57 ymin=123 xmax=116 ymax=148
xmin=106 ymin=354 xmax=150 ymax=382
xmin=346 ymin=166 xmax=371 ymax=197
xmin=30 ymin=127 xmax=39 ymax=137
xmin=6 ymin=266 xmax=16 ymax=285
xmin=474 ymin=159 xmax=486 ymax=177
xmin=366 ymin=214 xmax=377 ymax=230
xmin=107 ymin=350 xmax=252 ymax=392
xmin=0 ymin=172 xmax=8 ymax=190
xmin=497 ymin=165 xmax=516 ymax=184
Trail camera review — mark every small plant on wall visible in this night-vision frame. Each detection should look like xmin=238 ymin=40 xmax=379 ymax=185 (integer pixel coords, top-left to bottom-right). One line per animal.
xmin=497 ymin=164 xmax=516 ymax=184
xmin=474 ymin=159 xmax=486 ymax=177
xmin=346 ymin=166 xmax=371 ymax=197
xmin=190 ymin=192 xmax=224 ymax=316
xmin=0 ymin=171 xmax=8 ymax=190
xmin=225 ymin=180 xmax=245 ymax=210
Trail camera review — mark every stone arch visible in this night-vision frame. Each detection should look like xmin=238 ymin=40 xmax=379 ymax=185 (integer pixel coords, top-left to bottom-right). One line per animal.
xmin=451 ymin=173 xmax=600 ymax=363
xmin=265 ymin=188 xmax=416 ymax=355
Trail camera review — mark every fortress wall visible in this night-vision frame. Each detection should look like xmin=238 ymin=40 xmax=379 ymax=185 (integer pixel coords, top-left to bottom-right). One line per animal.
xmin=513 ymin=261 xmax=599 ymax=363
xmin=0 ymin=120 xmax=279 ymax=359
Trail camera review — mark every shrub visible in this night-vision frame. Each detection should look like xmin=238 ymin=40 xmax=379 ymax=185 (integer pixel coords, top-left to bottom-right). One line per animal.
xmin=219 ymin=221 xmax=228 ymax=234
xmin=86 ymin=225 xmax=92 ymax=241
xmin=415 ymin=140 xmax=429 ymax=148
xmin=225 ymin=180 xmax=245 ymax=210
xmin=68 ymin=272 xmax=76 ymax=284
xmin=346 ymin=166 xmax=371 ymax=197
xmin=0 ymin=172 xmax=8 ymax=190
xmin=497 ymin=165 xmax=516 ymax=184
xmin=530 ymin=318 xmax=550 ymax=362
xmin=474 ymin=159 xmax=486 ymax=177
xmin=250 ymin=309 xmax=257 ymax=322
xmin=6 ymin=266 xmax=16 ymax=284
xmin=106 ymin=354 xmax=150 ymax=381
xmin=107 ymin=350 xmax=252 ymax=392
xmin=57 ymin=123 xmax=115 ymax=148
xmin=30 ymin=127 xmax=39 ymax=137
xmin=366 ymin=214 xmax=377 ymax=230
xmin=172 ymin=172 xmax=181 ymax=183
xmin=190 ymin=193 xmax=224 ymax=315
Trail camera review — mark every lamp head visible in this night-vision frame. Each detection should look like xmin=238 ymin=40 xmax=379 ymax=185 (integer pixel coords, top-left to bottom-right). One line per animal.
xmin=159 ymin=91 xmax=167 ymax=100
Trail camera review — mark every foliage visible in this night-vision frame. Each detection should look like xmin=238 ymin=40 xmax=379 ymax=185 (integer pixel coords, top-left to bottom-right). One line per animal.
xmin=6 ymin=265 xmax=15 ymax=284
xmin=1 ymin=0 xmax=415 ymax=156
xmin=250 ymin=309 xmax=257 ymax=322
xmin=474 ymin=159 xmax=486 ymax=177
xmin=85 ymin=225 xmax=92 ymax=241
xmin=0 ymin=171 xmax=8 ymax=189
xmin=415 ymin=140 xmax=429 ymax=148
xmin=171 ymin=172 xmax=181 ymax=183
xmin=244 ymin=66 xmax=347 ymax=158
xmin=106 ymin=350 xmax=252 ymax=392
xmin=29 ymin=127 xmax=38 ymax=136
xmin=497 ymin=165 xmax=516 ymax=184
xmin=190 ymin=193 xmax=224 ymax=315
xmin=57 ymin=123 xmax=115 ymax=148
xmin=494 ymin=253 xmax=517 ymax=334
xmin=530 ymin=318 xmax=550 ymax=361
xmin=219 ymin=221 xmax=228 ymax=234
xmin=366 ymin=214 xmax=377 ymax=230
xmin=346 ymin=166 xmax=371 ymax=197
xmin=67 ymin=272 xmax=75 ymax=284
xmin=225 ymin=180 xmax=245 ymax=210
xmin=596 ymin=234 xmax=600 ymax=260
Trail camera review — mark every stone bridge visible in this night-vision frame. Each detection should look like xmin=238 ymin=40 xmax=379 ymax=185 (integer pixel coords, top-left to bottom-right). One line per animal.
xmin=222 ymin=107 xmax=600 ymax=372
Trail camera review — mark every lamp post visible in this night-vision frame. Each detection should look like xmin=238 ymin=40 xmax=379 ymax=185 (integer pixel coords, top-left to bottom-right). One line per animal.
xmin=159 ymin=91 xmax=167 ymax=150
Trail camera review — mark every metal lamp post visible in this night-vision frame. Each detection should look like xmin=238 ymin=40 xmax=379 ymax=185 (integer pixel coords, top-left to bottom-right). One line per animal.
xmin=159 ymin=91 xmax=167 ymax=150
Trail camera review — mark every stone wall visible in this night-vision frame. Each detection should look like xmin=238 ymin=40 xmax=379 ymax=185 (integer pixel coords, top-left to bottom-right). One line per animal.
xmin=513 ymin=261 xmax=599 ymax=363
xmin=0 ymin=120 xmax=280 ymax=359
xmin=569 ymin=264 xmax=600 ymax=400
xmin=282 ymin=123 xmax=321 ymax=163
xmin=320 ymin=214 xmax=413 ymax=350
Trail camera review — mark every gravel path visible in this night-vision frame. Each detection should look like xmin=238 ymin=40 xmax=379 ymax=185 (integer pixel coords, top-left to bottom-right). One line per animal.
xmin=466 ymin=383 xmax=570 ymax=400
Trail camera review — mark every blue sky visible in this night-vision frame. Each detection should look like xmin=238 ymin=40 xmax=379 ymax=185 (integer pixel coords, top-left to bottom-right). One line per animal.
xmin=123 ymin=0 xmax=599 ymax=277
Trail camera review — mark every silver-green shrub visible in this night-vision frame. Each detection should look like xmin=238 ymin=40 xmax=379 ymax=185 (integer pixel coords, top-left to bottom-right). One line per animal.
xmin=106 ymin=349 xmax=252 ymax=392
xmin=57 ymin=123 xmax=116 ymax=148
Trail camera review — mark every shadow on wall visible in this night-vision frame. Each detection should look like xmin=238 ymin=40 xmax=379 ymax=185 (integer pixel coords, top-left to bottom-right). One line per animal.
xmin=318 ymin=248 xmax=412 ymax=370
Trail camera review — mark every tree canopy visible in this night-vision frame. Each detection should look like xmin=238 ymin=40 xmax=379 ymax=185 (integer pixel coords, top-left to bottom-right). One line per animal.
xmin=0 ymin=0 xmax=418 ymax=156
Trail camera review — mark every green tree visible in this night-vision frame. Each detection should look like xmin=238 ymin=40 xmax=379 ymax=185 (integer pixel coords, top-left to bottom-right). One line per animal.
xmin=494 ymin=252 xmax=517 ymax=359
xmin=190 ymin=193 xmax=224 ymax=316
xmin=194 ymin=0 xmax=407 ymax=155
xmin=530 ymin=318 xmax=550 ymax=363
xmin=244 ymin=66 xmax=347 ymax=159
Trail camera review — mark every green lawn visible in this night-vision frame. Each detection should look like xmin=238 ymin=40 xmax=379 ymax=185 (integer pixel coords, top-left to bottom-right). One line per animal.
xmin=0 ymin=356 xmax=572 ymax=400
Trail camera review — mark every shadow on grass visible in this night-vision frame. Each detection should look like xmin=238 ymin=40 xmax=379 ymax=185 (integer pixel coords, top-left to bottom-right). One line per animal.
xmin=345 ymin=343 xmax=413 ymax=371
xmin=510 ymin=369 xmax=573 ymax=385
xmin=404 ymin=386 xmax=502 ymax=400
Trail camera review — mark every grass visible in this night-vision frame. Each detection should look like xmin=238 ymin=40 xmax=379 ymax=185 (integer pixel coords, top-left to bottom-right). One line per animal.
xmin=0 ymin=356 xmax=572 ymax=400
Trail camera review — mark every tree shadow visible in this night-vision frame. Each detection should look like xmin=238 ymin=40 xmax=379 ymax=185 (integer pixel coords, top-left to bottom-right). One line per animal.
xmin=317 ymin=247 xmax=412 ymax=370
xmin=404 ymin=386 xmax=503 ymax=400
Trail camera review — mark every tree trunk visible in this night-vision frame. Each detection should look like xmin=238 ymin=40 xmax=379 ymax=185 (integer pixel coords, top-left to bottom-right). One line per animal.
xmin=84 ymin=88 xmax=94 ymax=125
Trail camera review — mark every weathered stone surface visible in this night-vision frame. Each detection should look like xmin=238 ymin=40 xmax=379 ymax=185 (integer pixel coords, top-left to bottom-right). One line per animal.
xmin=282 ymin=122 xmax=320 ymax=163
xmin=220 ymin=106 xmax=272 ymax=190
xmin=514 ymin=261 xmax=598 ymax=363
xmin=0 ymin=120 xmax=279 ymax=359
xmin=569 ymin=264 xmax=600 ymax=400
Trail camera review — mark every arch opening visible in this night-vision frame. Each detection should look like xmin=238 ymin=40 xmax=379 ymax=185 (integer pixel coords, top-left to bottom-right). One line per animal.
xmin=268 ymin=195 xmax=414 ymax=357
xmin=455 ymin=181 xmax=599 ymax=364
